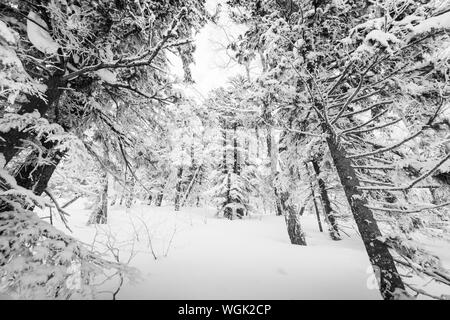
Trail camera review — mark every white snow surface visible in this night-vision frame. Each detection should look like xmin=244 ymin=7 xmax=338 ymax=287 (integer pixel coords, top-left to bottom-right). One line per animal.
xmin=43 ymin=200 xmax=388 ymax=300
xmin=33 ymin=199 xmax=450 ymax=300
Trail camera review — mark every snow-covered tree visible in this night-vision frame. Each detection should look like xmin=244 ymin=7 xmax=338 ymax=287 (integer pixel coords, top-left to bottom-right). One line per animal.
xmin=227 ymin=0 xmax=450 ymax=299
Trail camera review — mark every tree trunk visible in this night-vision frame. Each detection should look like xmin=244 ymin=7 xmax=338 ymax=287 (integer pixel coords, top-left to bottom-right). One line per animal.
xmin=255 ymin=126 xmax=260 ymax=158
xmin=0 ymin=147 xmax=64 ymax=214
xmin=196 ymin=171 xmax=203 ymax=207
xmin=281 ymin=191 xmax=307 ymax=245
xmin=267 ymin=127 xmax=283 ymax=216
xmin=125 ymin=175 xmax=135 ymax=209
xmin=311 ymin=185 xmax=323 ymax=232
xmin=222 ymin=128 xmax=227 ymax=174
xmin=311 ymin=159 xmax=341 ymax=240
xmin=326 ymin=134 xmax=405 ymax=300
xmin=222 ymin=126 xmax=232 ymax=219
xmin=87 ymin=169 xmax=108 ymax=224
xmin=306 ymin=163 xmax=323 ymax=233
xmin=233 ymin=123 xmax=245 ymax=217
xmin=14 ymin=150 xmax=64 ymax=196
xmin=182 ymin=165 xmax=201 ymax=207
xmin=0 ymin=74 xmax=65 ymax=165
xmin=147 ymin=194 xmax=152 ymax=205
xmin=174 ymin=166 xmax=184 ymax=211
xmin=233 ymin=123 xmax=240 ymax=176
xmin=155 ymin=189 xmax=164 ymax=207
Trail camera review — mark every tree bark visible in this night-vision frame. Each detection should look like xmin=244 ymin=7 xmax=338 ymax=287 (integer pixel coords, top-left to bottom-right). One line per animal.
xmin=0 ymin=147 xmax=64 ymax=214
xmin=14 ymin=149 xmax=64 ymax=196
xmin=147 ymin=194 xmax=153 ymax=205
xmin=87 ymin=169 xmax=108 ymax=224
xmin=1 ymin=71 xmax=65 ymax=165
xmin=125 ymin=175 xmax=135 ymax=209
xmin=281 ymin=191 xmax=307 ymax=245
xmin=174 ymin=166 xmax=184 ymax=211
xmin=255 ymin=126 xmax=261 ymax=158
xmin=233 ymin=123 xmax=245 ymax=217
xmin=306 ymin=163 xmax=323 ymax=233
xmin=155 ymin=189 xmax=164 ymax=207
xmin=326 ymin=134 xmax=405 ymax=299
xmin=267 ymin=127 xmax=283 ymax=216
xmin=311 ymin=159 xmax=341 ymax=240
xmin=196 ymin=170 xmax=203 ymax=207
xmin=221 ymin=126 xmax=232 ymax=219
xmin=182 ymin=165 xmax=201 ymax=207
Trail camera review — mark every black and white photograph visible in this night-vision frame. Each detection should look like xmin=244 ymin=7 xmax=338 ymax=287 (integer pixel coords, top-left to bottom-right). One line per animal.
xmin=0 ymin=0 xmax=449 ymax=305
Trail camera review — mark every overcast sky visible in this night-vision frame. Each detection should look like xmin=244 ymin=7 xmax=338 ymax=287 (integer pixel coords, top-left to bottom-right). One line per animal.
xmin=169 ymin=0 xmax=250 ymax=102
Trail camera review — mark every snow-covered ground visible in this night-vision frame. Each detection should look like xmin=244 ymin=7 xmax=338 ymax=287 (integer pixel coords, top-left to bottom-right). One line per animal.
xmin=41 ymin=199 xmax=390 ymax=300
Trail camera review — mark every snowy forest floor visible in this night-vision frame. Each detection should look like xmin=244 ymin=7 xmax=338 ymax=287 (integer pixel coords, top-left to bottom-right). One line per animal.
xmin=37 ymin=200 xmax=450 ymax=300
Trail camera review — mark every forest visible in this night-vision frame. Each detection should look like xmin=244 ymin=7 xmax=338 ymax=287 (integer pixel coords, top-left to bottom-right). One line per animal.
xmin=0 ymin=0 xmax=449 ymax=300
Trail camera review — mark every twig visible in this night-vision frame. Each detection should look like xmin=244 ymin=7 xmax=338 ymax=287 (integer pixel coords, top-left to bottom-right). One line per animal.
xmin=44 ymin=189 xmax=72 ymax=233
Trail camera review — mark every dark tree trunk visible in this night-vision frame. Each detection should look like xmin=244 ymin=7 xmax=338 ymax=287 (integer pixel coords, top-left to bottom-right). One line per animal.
xmin=326 ymin=134 xmax=405 ymax=300
xmin=224 ymin=172 xmax=232 ymax=219
xmin=181 ymin=142 xmax=198 ymax=207
xmin=147 ymin=194 xmax=153 ymax=205
xmin=155 ymin=189 xmax=164 ymax=207
xmin=221 ymin=126 xmax=232 ymax=219
xmin=311 ymin=159 xmax=341 ymax=240
xmin=233 ymin=123 xmax=245 ymax=217
xmin=174 ymin=166 xmax=184 ymax=211
xmin=222 ymin=128 xmax=227 ymax=174
xmin=267 ymin=127 xmax=283 ymax=216
xmin=274 ymin=188 xmax=283 ymax=216
xmin=244 ymin=135 xmax=250 ymax=164
xmin=125 ymin=175 xmax=135 ymax=209
xmin=281 ymin=191 xmax=307 ymax=245
xmin=307 ymin=166 xmax=323 ymax=233
xmin=255 ymin=126 xmax=261 ymax=158
xmin=196 ymin=171 xmax=203 ymax=207
xmin=182 ymin=165 xmax=201 ymax=207
xmin=233 ymin=123 xmax=240 ymax=175
xmin=0 ymin=148 xmax=64 ymax=214
xmin=266 ymin=128 xmax=271 ymax=158
xmin=14 ymin=150 xmax=64 ymax=196
xmin=1 ymin=73 xmax=65 ymax=165
xmin=87 ymin=170 xmax=108 ymax=225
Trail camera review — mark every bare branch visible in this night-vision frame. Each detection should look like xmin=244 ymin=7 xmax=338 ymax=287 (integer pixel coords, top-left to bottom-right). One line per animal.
xmin=348 ymin=130 xmax=423 ymax=159
xmin=366 ymin=201 xmax=450 ymax=213
xmin=44 ymin=189 xmax=73 ymax=233
xmin=347 ymin=118 xmax=402 ymax=135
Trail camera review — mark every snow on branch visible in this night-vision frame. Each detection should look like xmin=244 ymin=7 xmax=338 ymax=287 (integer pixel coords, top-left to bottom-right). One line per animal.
xmin=347 ymin=118 xmax=402 ymax=135
xmin=43 ymin=188 xmax=72 ymax=233
xmin=61 ymin=8 xmax=188 ymax=82
xmin=338 ymin=100 xmax=393 ymax=118
xmin=358 ymin=152 xmax=450 ymax=191
xmin=330 ymin=58 xmax=380 ymax=125
xmin=348 ymin=130 xmax=423 ymax=159
xmin=366 ymin=201 xmax=450 ymax=214
xmin=411 ymin=11 xmax=450 ymax=36
xmin=340 ymin=108 xmax=390 ymax=135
